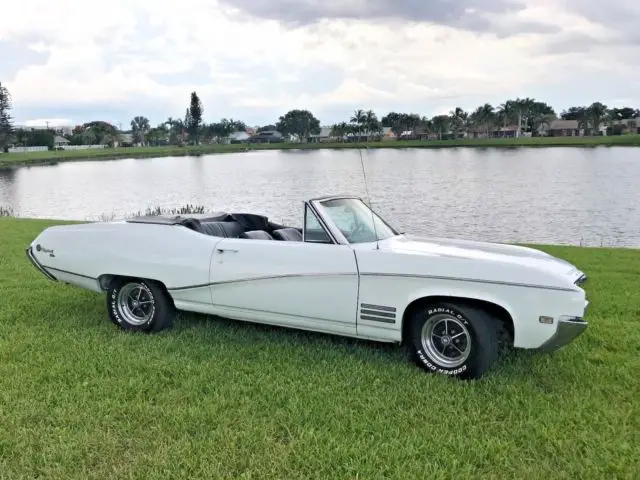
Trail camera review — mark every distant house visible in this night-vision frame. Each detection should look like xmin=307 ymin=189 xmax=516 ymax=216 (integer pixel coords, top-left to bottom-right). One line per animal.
xmin=118 ymin=133 xmax=134 ymax=147
xmin=309 ymin=126 xmax=332 ymax=143
xmin=249 ymin=130 xmax=284 ymax=143
xmin=381 ymin=127 xmax=395 ymax=141
xmin=610 ymin=117 xmax=640 ymax=134
xmin=492 ymin=125 xmax=520 ymax=138
xmin=54 ymin=135 xmax=70 ymax=148
xmin=547 ymin=119 xmax=580 ymax=136
xmin=228 ymin=131 xmax=251 ymax=143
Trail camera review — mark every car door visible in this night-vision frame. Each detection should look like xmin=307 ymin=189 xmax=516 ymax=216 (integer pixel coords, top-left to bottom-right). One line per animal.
xmin=208 ymin=206 xmax=359 ymax=336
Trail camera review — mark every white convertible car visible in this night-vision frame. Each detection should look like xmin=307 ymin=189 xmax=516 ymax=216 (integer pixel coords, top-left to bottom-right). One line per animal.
xmin=26 ymin=195 xmax=589 ymax=379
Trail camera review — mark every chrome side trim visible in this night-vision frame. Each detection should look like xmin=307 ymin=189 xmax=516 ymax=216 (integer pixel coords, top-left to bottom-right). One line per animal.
xmin=360 ymin=272 xmax=578 ymax=292
xmin=207 ymin=302 xmax=348 ymax=325
xmin=538 ymin=316 xmax=588 ymax=352
xmin=168 ymin=272 xmax=358 ymax=291
xmin=359 ymin=303 xmax=397 ymax=324
xmin=169 ymin=271 xmax=577 ymax=292
xmin=360 ymin=303 xmax=397 ymax=313
xmin=40 ymin=265 xmax=96 ymax=281
xmin=25 ymin=247 xmax=58 ymax=281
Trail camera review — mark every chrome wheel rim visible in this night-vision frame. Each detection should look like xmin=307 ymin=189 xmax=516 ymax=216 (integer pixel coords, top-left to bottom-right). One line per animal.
xmin=421 ymin=313 xmax=472 ymax=368
xmin=116 ymin=282 xmax=155 ymax=326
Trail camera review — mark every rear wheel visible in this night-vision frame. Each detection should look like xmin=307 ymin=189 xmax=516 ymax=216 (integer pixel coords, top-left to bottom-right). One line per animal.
xmin=407 ymin=301 xmax=500 ymax=379
xmin=107 ymin=278 xmax=174 ymax=333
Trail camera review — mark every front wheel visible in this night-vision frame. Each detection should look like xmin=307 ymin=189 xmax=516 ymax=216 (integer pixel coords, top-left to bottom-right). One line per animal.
xmin=107 ymin=278 xmax=174 ymax=333
xmin=407 ymin=302 xmax=500 ymax=380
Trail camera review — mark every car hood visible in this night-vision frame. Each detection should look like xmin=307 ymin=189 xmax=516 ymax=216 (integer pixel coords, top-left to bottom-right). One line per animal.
xmin=377 ymin=234 xmax=586 ymax=285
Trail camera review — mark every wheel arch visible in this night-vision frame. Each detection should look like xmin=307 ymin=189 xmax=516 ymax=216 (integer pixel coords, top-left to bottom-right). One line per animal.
xmin=400 ymin=295 xmax=514 ymax=346
xmin=98 ymin=274 xmax=176 ymax=307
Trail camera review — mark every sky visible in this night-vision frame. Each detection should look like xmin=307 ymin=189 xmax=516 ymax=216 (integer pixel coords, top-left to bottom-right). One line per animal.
xmin=1 ymin=0 xmax=639 ymax=129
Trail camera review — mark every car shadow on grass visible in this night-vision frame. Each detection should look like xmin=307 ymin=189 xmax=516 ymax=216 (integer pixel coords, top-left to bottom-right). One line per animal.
xmin=168 ymin=310 xmax=548 ymax=381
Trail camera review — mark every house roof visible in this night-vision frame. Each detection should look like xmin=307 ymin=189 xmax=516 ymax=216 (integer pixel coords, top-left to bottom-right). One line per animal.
xmin=549 ymin=119 xmax=579 ymax=129
xmin=252 ymin=130 xmax=282 ymax=137
xmin=54 ymin=135 xmax=70 ymax=143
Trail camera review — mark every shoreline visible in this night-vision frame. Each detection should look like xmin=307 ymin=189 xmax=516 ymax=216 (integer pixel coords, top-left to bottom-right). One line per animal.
xmin=2 ymin=134 xmax=640 ymax=169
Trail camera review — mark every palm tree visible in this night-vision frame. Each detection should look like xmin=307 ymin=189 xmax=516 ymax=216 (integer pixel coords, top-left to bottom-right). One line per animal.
xmin=350 ymin=109 xmax=366 ymax=141
xmin=330 ymin=122 xmax=349 ymax=141
xmin=364 ymin=110 xmax=381 ymax=140
xmin=470 ymin=104 xmax=496 ymax=137
xmin=131 ymin=116 xmax=150 ymax=145
xmin=448 ymin=107 xmax=468 ymax=138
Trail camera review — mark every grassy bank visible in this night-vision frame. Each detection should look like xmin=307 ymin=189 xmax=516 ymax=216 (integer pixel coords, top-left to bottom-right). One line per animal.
xmin=2 ymin=134 xmax=640 ymax=168
xmin=1 ymin=217 xmax=638 ymax=478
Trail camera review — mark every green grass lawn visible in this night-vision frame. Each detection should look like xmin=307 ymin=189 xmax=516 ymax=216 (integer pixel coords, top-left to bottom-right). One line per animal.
xmin=1 ymin=217 xmax=638 ymax=478
xmin=2 ymin=134 xmax=640 ymax=167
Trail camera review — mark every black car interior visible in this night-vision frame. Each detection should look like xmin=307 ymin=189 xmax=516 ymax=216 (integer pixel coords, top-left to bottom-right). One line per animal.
xmin=128 ymin=212 xmax=320 ymax=242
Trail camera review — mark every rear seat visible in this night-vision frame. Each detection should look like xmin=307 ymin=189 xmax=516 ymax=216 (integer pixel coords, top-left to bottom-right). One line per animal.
xmin=199 ymin=221 xmax=246 ymax=238
xmin=240 ymin=230 xmax=274 ymax=240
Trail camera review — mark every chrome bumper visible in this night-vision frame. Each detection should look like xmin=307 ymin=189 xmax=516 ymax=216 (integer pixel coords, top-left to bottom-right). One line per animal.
xmin=26 ymin=246 xmax=57 ymax=281
xmin=538 ymin=315 xmax=588 ymax=352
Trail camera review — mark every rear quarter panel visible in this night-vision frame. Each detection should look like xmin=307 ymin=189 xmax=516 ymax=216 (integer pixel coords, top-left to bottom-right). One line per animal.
xmin=30 ymin=222 xmax=221 ymax=297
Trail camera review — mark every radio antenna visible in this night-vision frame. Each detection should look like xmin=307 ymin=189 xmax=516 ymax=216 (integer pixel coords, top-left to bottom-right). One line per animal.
xmin=357 ymin=143 xmax=379 ymax=250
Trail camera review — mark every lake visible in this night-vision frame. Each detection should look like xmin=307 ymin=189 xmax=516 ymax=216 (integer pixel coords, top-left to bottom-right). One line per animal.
xmin=1 ymin=147 xmax=639 ymax=247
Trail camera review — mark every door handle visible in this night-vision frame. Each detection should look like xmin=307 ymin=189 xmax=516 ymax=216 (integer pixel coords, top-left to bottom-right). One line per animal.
xmin=216 ymin=248 xmax=238 ymax=253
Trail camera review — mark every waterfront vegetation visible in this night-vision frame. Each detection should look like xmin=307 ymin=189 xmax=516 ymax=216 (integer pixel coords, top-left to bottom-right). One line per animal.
xmin=2 ymin=80 xmax=640 ymax=166
xmin=2 ymin=133 xmax=640 ymax=167
xmin=0 ymin=215 xmax=637 ymax=478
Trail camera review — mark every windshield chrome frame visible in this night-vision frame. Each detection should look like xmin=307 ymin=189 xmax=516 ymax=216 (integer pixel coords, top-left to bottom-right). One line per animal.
xmin=307 ymin=195 xmax=399 ymax=245
xmin=302 ymin=201 xmax=345 ymax=245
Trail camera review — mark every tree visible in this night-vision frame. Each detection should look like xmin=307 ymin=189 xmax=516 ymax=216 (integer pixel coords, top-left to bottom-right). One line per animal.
xmin=187 ymin=91 xmax=203 ymax=144
xmin=561 ymin=106 xmax=590 ymax=129
xmin=130 ymin=116 xmax=150 ymax=145
xmin=146 ymin=125 xmax=168 ymax=146
xmin=469 ymin=104 xmax=495 ymax=137
xmin=448 ymin=107 xmax=469 ymax=138
xmin=0 ymin=81 xmax=14 ymax=152
xmin=586 ymin=102 xmax=607 ymax=133
xmin=330 ymin=122 xmax=349 ymax=141
xmin=364 ymin=110 xmax=382 ymax=139
xmin=72 ymin=121 xmax=118 ymax=146
xmin=26 ymin=130 xmax=54 ymax=149
xmin=275 ymin=109 xmax=321 ymax=141
xmin=431 ymin=115 xmax=450 ymax=140
xmin=165 ymin=117 xmax=185 ymax=145
xmin=381 ymin=112 xmax=423 ymax=136
xmin=349 ymin=109 xmax=367 ymax=140
xmin=608 ymin=107 xmax=638 ymax=120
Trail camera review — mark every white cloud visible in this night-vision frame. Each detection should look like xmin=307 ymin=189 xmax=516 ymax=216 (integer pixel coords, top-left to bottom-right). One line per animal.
xmin=0 ymin=0 xmax=638 ymax=126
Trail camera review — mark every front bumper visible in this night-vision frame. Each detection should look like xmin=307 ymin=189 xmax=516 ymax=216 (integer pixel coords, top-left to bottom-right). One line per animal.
xmin=538 ymin=315 xmax=588 ymax=352
xmin=26 ymin=246 xmax=57 ymax=281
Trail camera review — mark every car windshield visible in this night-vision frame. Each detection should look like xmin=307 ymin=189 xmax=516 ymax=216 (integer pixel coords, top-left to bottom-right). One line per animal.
xmin=317 ymin=197 xmax=399 ymax=244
